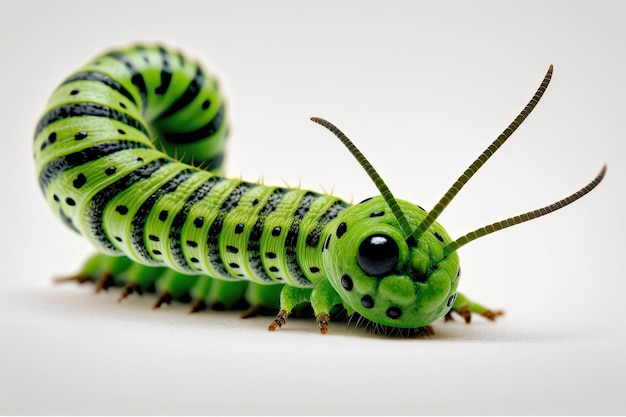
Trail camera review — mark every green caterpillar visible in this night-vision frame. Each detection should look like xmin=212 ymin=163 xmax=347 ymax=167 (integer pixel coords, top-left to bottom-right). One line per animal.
xmin=34 ymin=44 xmax=606 ymax=336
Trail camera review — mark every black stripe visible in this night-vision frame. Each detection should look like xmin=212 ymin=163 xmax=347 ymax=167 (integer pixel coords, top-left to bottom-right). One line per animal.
xmin=62 ymin=71 xmax=137 ymax=105
xmin=305 ymin=200 xmax=350 ymax=248
xmin=157 ymin=64 xmax=204 ymax=119
xmin=246 ymin=188 xmax=287 ymax=282
xmin=39 ymin=140 xmax=151 ymax=191
xmin=162 ymin=104 xmax=225 ymax=144
xmin=154 ymin=46 xmax=172 ymax=95
xmin=285 ymin=192 xmax=319 ymax=286
xmin=107 ymin=51 xmax=148 ymax=109
xmin=206 ymin=183 xmax=253 ymax=278
xmin=168 ymin=176 xmax=222 ymax=271
xmin=86 ymin=159 xmax=170 ymax=252
xmin=34 ymin=102 xmax=149 ymax=139
xmin=130 ymin=169 xmax=196 ymax=263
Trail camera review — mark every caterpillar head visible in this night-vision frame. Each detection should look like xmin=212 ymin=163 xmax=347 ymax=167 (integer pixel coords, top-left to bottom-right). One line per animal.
xmin=311 ymin=64 xmax=606 ymax=332
xmin=322 ymin=197 xmax=460 ymax=329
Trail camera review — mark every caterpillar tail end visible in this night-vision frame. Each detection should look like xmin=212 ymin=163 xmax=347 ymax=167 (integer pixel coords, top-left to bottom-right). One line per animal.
xmin=268 ymin=309 xmax=289 ymax=331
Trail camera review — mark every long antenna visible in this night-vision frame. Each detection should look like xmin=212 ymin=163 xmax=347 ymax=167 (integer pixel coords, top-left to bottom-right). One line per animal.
xmin=411 ymin=65 xmax=554 ymax=242
xmin=443 ymin=165 xmax=606 ymax=256
xmin=310 ymin=117 xmax=416 ymax=244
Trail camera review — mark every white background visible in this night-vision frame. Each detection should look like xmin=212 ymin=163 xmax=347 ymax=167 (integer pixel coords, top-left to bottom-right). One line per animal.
xmin=1 ymin=0 xmax=624 ymax=414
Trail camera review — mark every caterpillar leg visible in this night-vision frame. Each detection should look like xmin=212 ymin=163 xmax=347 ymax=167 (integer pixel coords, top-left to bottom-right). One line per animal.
xmin=56 ymin=254 xmax=285 ymax=318
xmin=55 ymin=253 xmax=133 ymax=288
xmin=445 ymin=292 xmax=504 ymax=323
xmin=268 ymin=280 xmax=341 ymax=334
xmin=310 ymin=279 xmax=341 ymax=334
xmin=268 ymin=286 xmax=312 ymax=332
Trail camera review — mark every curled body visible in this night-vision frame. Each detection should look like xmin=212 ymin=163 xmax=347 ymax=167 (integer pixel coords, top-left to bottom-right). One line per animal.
xmin=34 ymin=44 xmax=605 ymax=336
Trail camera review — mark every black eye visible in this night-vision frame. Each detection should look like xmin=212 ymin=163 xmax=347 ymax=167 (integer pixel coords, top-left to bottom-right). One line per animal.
xmin=357 ymin=234 xmax=399 ymax=277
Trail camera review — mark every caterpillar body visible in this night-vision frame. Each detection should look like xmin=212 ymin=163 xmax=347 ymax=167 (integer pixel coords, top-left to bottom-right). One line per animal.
xmin=34 ymin=44 xmax=606 ymax=336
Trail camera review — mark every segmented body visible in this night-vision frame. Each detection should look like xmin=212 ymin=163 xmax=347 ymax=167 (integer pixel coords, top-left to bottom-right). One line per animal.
xmin=34 ymin=44 xmax=353 ymax=309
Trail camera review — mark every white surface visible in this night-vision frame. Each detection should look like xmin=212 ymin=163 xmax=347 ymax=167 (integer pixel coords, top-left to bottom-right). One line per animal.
xmin=1 ymin=0 xmax=624 ymax=414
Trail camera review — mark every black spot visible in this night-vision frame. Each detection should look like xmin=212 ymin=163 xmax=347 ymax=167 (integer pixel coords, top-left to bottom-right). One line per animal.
xmin=65 ymin=197 xmax=75 ymax=206
xmin=434 ymin=232 xmax=444 ymax=242
xmin=418 ymin=205 xmax=425 ymax=211
xmin=186 ymin=240 xmax=198 ymax=248
xmin=310 ymin=267 xmax=320 ymax=273
xmin=252 ymin=198 xmax=259 ymax=206
xmin=226 ymin=245 xmax=238 ymax=254
xmin=116 ymin=205 xmax=128 ymax=215
xmin=114 ymin=236 xmax=122 ymax=242
xmin=361 ymin=295 xmax=375 ymax=309
xmin=194 ymin=217 xmax=204 ymax=228
xmin=229 ymin=262 xmax=240 ymax=268
xmin=117 ymin=129 xmax=126 ymax=135
xmin=70 ymin=89 xmax=79 ymax=95
xmin=74 ymin=131 xmax=88 ymax=140
xmin=190 ymin=257 xmax=199 ymax=263
xmin=272 ymin=226 xmax=281 ymax=237
xmin=447 ymin=293 xmax=457 ymax=307
xmin=53 ymin=194 xmax=59 ymax=202
xmin=119 ymin=102 xmax=126 ymax=109
xmin=358 ymin=197 xmax=372 ymax=204
xmin=341 ymin=274 xmax=353 ymax=291
xmin=48 ymin=132 xmax=57 ymax=143
xmin=269 ymin=266 xmax=279 ymax=273
xmin=105 ymin=166 xmax=116 ymax=175
xmin=136 ymin=157 xmax=144 ymax=163
xmin=336 ymin=222 xmax=347 ymax=238
xmin=386 ymin=307 xmax=402 ymax=319
xmin=73 ymin=173 xmax=87 ymax=188
xmin=265 ymin=252 xmax=277 ymax=259
xmin=370 ymin=210 xmax=385 ymax=217
xmin=149 ymin=234 xmax=160 ymax=242
xmin=234 ymin=223 xmax=244 ymax=234
xmin=202 ymin=99 xmax=210 ymax=109
xmin=159 ymin=210 xmax=168 ymax=221
xmin=153 ymin=250 xmax=162 ymax=255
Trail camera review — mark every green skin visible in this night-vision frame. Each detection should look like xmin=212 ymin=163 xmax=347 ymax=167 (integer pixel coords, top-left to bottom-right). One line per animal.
xmin=34 ymin=44 xmax=497 ymax=335
xmin=317 ymin=198 xmax=460 ymax=329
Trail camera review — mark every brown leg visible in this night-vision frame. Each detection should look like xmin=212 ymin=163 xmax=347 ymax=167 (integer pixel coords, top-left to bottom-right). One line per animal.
xmin=152 ymin=293 xmax=172 ymax=309
xmin=268 ymin=309 xmax=289 ymax=331
xmin=316 ymin=314 xmax=330 ymax=334
xmin=189 ymin=299 xmax=207 ymax=314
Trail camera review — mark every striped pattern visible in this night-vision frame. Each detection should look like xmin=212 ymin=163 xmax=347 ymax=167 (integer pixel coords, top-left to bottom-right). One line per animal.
xmin=34 ymin=45 xmax=350 ymax=289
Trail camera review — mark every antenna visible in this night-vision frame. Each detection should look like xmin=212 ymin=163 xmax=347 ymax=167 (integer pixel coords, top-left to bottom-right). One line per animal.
xmin=411 ymin=65 xmax=554 ymax=242
xmin=310 ymin=117 xmax=416 ymax=245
